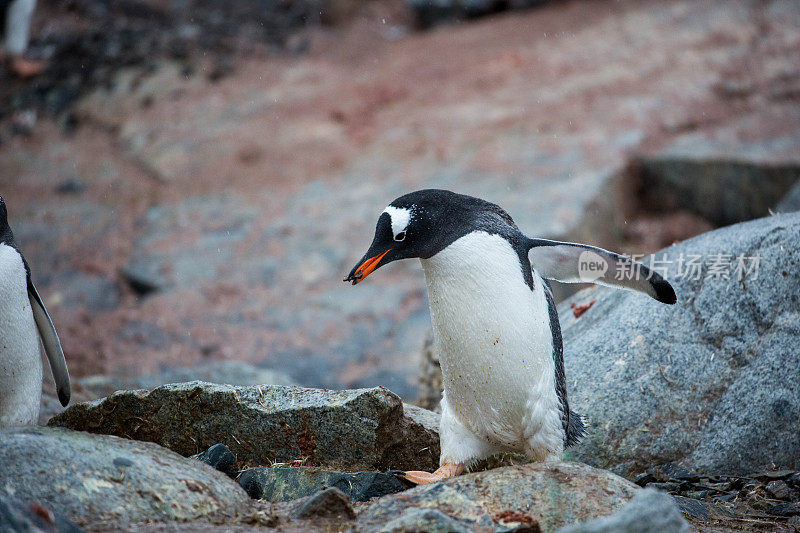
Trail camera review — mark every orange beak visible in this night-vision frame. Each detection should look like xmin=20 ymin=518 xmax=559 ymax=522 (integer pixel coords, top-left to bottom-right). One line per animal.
xmin=348 ymin=249 xmax=391 ymax=285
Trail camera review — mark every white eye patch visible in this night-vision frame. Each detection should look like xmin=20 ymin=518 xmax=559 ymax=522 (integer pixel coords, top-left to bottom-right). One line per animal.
xmin=383 ymin=205 xmax=412 ymax=241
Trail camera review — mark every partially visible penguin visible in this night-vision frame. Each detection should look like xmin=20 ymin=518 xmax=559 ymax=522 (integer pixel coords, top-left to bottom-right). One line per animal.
xmin=345 ymin=189 xmax=675 ymax=484
xmin=0 ymin=196 xmax=70 ymax=426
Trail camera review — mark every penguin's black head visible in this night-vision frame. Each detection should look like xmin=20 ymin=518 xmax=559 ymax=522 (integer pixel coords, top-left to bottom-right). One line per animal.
xmin=344 ymin=189 xmax=517 ymax=284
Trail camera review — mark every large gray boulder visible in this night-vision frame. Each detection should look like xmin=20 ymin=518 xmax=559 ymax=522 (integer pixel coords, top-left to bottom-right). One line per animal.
xmin=49 ymin=383 xmax=440 ymax=472
xmin=637 ymin=158 xmax=799 ymax=226
xmin=556 ymin=488 xmax=691 ymax=533
xmin=561 ymin=213 xmax=800 ymax=477
xmin=358 ymin=462 xmax=639 ymax=532
xmin=0 ymin=427 xmax=251 ymax=527
xmin=0 ymin=496 xmax=84 ymax=533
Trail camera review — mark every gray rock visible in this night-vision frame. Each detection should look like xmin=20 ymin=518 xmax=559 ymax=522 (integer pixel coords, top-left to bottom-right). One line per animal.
xmin=777 ymin=180 xmax=800 ymax=212
xmin=416 ymin=330 xmax=442 ymax=412
xmin=636 ymin=157 xmax=799 ymax=226
xmin=359 ymin=462 xmax=638 ymax=532
xmin=236 ymin=466 xmax=405 ymax=502
xmin=561 ymin=213 xmax=800 ymax=477
xmin=0 ymin=427 xmax=251 ymax=527
xmin=765 ymin=480 xmax=791 ymax=500
xmin=47 ymin=270 xmax=119 ymax=311
xmin=378 ymin=508 xmax=478 ymax=533
xmin=556 ymin=488 xmax=690 ymax=533
xmin=78 ymin=360 xmax=297 ymax=397
xmin=0 ymin=497 xmax=84 ymax=533
xmin=360 ymin=483 xmax=495 ymax=533
xmin=123 ymin=195 xmax=260 ymax=293
xmin=291 ymin=487 xmax=356 ymax=520
xmin=49 ymin=383 xmax=440 ymax=472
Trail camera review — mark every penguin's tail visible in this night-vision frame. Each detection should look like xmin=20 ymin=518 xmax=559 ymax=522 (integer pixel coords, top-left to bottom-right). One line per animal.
xmin=565 ymin=411 xmax=590 ymax=447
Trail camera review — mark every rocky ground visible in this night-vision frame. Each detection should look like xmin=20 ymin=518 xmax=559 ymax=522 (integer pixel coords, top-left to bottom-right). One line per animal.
xmin=1 ymin=0 xmax=799 ymax=531
xmin=2 ymin=0 xmax=799 ymax=400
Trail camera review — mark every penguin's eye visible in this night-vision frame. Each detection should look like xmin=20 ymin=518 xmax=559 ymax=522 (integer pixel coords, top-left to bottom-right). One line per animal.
xmin=394 ymin=231 xmax=406 ymax=242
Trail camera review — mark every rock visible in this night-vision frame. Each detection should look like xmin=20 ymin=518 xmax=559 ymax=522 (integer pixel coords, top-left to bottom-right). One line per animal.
xmin=46 ymin=270 xmax=119 ymax=311
xmin=768 ymin=502 xmax=800 ymax=517
xmin=555 ymin=488 xmax=691 ymax=533
xmin=360 ymin=483 xmax=495 ymax=532
xmin=50 ymin=383 xmax=440 ymax=472
xmin=561 ymin=213 xmax=800 ymax=477
xmin=416 ymin=330 xmax=442 ymax=411
xmin=78 ymin=360 xmax=297 ymax=397
xmin=0 ymin=497 xmax=84 ymax=533
xmin=358 ymin=462 xmax=638 ymax=532
xmin=379 ymin=508 xmax=479 ymax=533
xmin=765 ymin=480 xmax=792 ymax=500
xmin=636 ymin=157 xmax=799 ymax=226
xmin=193 ymin=443 xmax=238 ymax=478
xmin=236 ymin=466 xmax=405 ymax=502
xmin=122 ymin=195 xmax=260 ymax=293
xmin=777 ymin=180 xmax=800 ymax=213
xmin=646 ymin=462 xmax=700 ymax=482
xmin=291 ymin=487 xmax=356 ymax=520
xmin=406 ymin=0 xmax=548 ymax=29
xmin=0 ymin=427 xmax=251 ymax=527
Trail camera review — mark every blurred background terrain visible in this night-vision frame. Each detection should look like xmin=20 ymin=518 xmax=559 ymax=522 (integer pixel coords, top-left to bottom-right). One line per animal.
xmin=1 ymin=0 xmax=799 ymax=401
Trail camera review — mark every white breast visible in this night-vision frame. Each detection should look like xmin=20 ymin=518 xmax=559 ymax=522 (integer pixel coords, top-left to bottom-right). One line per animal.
xmin=420 ymin=231 xmax=563 ymax=459
xmin=0 ymin=243 xmax=42 ymax=426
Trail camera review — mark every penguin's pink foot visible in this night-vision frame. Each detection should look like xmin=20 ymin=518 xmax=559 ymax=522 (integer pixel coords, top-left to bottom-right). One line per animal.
xmin=10 ymin=57 xmax=47 ymax=78
xmin=400 ymin=463 xmax=464 ymax=485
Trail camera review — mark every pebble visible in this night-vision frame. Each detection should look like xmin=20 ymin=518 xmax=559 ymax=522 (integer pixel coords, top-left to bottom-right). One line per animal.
xmin=292 ymin=487 xmax=356 ymax=520
xmin=765 ymin=480 xmax=792 ymax=500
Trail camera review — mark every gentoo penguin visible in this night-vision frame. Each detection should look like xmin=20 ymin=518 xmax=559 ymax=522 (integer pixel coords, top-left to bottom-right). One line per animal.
xmin=0 ymin=196 xmax=70 ymax=426
xmin=344 ymin=189 xmax=675 ymax=484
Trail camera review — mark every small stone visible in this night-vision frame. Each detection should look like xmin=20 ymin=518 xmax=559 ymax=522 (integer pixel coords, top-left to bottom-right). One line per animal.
xmin=647 ymin=482 xmax=682 ymax=493
xmin=787 ymin=473 xmax=800 ymax=489
xmin=685 ymin=490 xmax=712 ymax=499
xmin=194 ymin=443 xmax=238 ymax=478
xmin=113 ymin=457 xmax=134 ymax=468
xmin=756 ymin=470 xmax=795 ymax=480
xmin=632 ymin=472 xmax=656 ymax=487
xmin=673 ymin=496 xmax=709 ymax=521
xmin=648 ymin=462 xmax=700 ymax=482
xmin=765 ymin=480 xmax=791 ymax=500
xmin=236 ymin=467 xmax=407 ymax=502
xmin=55 ymin=180 xmax=87 ymax=195
xmin=769 ymin=502 xmax=800 ymax=517
xmin=557 ymin=489 xmax=691 ymax=533
xmin=292 ymin=487 xmax=355 ymax=520
xmin=379 ymin=508 xmax=476 ymax=533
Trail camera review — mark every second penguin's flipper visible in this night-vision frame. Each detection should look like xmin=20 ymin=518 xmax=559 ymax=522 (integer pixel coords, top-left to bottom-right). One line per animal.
xmin=27 ymin=279 xmax=71 ymax=406
xmin=527 ymin=238 xmax=676 ymax=304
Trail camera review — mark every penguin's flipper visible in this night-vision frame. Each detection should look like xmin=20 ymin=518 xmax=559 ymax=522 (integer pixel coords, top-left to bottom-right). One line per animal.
xmin=527 ymin=238 xmax=676 ymax=304
xmin=27 ymin=279 xmax=71 ymax=406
